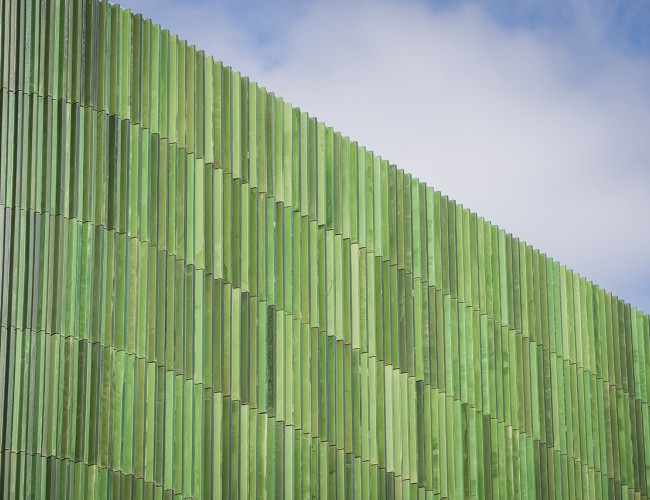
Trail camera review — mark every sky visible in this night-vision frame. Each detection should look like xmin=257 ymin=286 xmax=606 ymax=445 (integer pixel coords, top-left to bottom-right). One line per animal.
xmin=115 ymin=0 xmax=650 ymax=314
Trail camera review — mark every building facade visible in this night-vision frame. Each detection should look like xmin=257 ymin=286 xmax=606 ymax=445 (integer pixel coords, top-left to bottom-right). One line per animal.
xmin=1 ymin=0 xmax=649 ymax=497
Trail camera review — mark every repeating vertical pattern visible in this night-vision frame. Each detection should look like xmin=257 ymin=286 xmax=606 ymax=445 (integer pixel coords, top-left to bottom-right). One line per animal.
xmin=1 ymin=0 xmax=649 ymax=498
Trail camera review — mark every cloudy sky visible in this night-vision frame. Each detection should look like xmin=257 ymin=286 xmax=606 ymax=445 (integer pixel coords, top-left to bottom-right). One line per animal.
xmin=115 ymin=0 xmax=650 ymax=314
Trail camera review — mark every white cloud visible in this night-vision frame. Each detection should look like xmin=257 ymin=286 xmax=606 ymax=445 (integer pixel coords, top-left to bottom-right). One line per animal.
xmin=115 ymin=0 xmax=650 ymax=313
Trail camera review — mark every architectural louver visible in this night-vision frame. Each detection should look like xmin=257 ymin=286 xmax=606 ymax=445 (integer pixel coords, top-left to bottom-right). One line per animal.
xmin=1 ymin=0 xmax=649 ymax=497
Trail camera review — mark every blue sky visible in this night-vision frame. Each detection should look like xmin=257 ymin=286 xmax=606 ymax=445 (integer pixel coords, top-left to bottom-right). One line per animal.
xmin=116 ymin=0 xmax=650 ymax=314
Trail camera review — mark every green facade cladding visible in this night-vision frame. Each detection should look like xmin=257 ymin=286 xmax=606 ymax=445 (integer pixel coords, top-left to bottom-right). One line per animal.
xmin=1 ymin=0 xmax=650 ymax=498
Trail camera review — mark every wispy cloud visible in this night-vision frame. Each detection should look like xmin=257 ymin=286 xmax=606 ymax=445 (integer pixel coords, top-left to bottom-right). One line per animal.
xmin=116 ymin=0 xmax=650 ymax=313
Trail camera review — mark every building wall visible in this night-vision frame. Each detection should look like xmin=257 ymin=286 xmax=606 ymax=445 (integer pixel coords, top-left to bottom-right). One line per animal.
xmin=1 ymin=0 xmax=649 ymax=497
